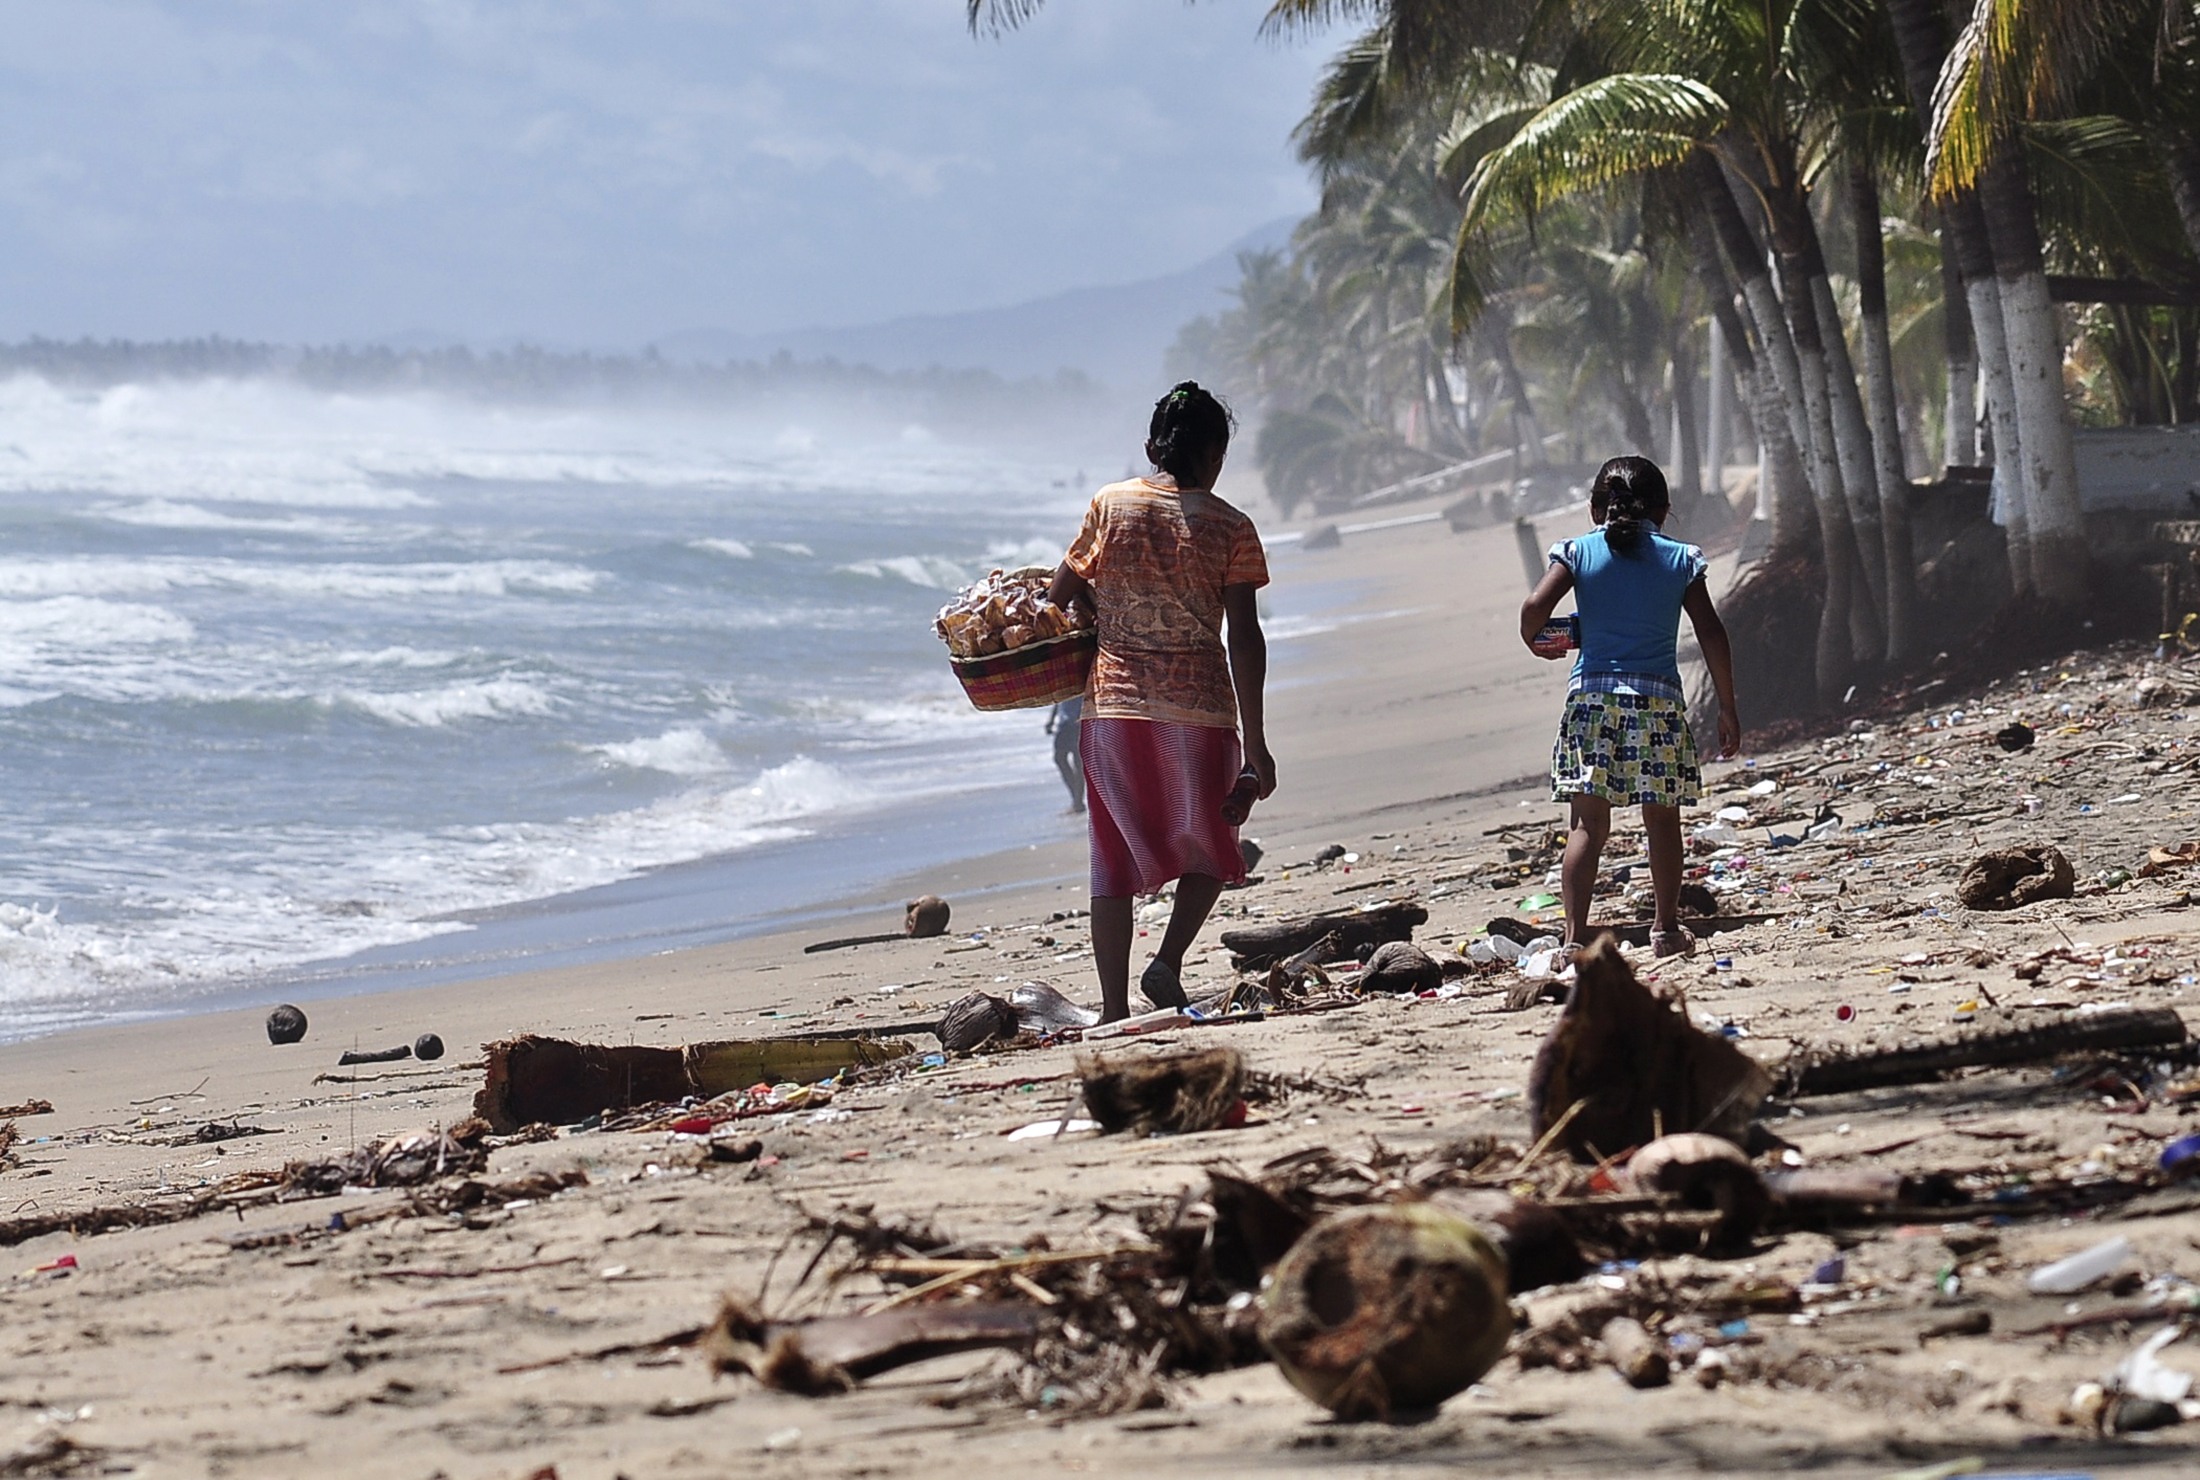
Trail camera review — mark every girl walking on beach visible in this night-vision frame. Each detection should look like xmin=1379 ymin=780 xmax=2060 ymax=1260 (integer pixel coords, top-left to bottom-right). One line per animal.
xmin=1050 ymin=382 xmax=1274 ymax=1022
xmin=1520 ymin=456 xmax=1740 ymax=959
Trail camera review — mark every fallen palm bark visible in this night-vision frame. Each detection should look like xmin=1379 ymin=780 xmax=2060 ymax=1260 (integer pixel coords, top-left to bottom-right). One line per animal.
xmin=1785 ymin=1007 xmax=2188 ymax=1096
xmin=705 ymin=1295 xmax=1044 ymax=1394
xmin=1526 ymin=938 xmax=1772 ymax=1161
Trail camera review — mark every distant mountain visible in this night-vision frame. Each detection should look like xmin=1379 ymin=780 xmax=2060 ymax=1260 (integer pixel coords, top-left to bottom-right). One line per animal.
xmin=653 ymin=218 xmax=1293 ymax=392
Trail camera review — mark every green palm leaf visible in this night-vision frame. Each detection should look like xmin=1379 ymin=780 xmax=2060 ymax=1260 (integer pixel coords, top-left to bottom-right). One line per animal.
xmin=1458 ymin=74 xmax=1729 ymax=233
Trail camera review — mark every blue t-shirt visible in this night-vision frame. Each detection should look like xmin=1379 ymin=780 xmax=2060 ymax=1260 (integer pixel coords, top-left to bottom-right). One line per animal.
xmin=1548 ymin=526 xmax=1708 ymax=694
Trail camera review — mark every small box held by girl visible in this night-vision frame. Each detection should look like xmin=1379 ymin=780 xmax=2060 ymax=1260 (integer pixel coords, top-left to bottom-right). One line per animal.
xmin=1520 ymin=455 xmax=1741 ymax=962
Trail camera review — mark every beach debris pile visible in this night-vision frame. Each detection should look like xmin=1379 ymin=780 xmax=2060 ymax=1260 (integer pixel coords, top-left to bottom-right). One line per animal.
xmin=932 ymin=567 xmax=1092 ymax=659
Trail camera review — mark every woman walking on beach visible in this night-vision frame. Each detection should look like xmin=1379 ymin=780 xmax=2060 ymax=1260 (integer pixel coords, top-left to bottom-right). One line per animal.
xmin=1050 ymin=382 xmax=1274 ymax=1022
xmin=1520 ymin=455 xmax=1739 ymax=959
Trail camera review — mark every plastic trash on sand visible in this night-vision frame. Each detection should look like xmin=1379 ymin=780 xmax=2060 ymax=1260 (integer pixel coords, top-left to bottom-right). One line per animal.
xmin=1006 ymin=1117 xmax=1101 ymax=1141
xmin=2027 ymin=1234 xmax=2133 ymax=1294
xmin=2111 ymin=1325 xmax=2197 ymax=1408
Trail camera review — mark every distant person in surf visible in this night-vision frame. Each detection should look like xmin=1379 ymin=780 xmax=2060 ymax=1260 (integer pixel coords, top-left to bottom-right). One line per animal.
xmin=1044 ymin=696 xmax=1085 ymax=812
xmin=1049 ymin=381 xmax=1274 ymax=1022
xmin=1520 ymin=455 xmax=1740 ymax=961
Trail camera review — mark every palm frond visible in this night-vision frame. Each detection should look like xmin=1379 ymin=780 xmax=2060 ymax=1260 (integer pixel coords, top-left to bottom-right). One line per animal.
xmin=965 ymin=0 xmax=1049 ymax=37
xmin=1459 ymin=74 xmax=1729 ymax=232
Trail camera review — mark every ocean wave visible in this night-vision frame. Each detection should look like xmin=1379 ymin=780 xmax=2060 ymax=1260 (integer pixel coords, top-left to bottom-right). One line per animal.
xmin=691 ymin=537 xmax=753 ymax=559
xmin=582 ymin=726 xmax=730 ymax=777
xmin=839 ymin=554 xmax=976 ymax=590
xmin=0 ymin=555 xmax=600 ymax=601
xmin=0 ymin=754 xmax=883 ymax=1035
xmin=839 ymin=537 xmax=1063 ymax=593
xmin=96 ymin=499 xmax=373 ymax=539
xmin=0 ymin=595 xmax=196 ymax=650
xmin=331 ymin=675 xmax=558 ymax=728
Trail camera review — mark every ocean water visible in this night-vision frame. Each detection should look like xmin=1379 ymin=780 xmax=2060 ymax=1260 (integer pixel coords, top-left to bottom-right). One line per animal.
xmin=0 ymin=375 xmax=1117 ymax=1041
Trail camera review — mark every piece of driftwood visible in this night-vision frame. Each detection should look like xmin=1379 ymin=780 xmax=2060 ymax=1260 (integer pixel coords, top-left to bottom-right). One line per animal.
xmin=1595 ymin=913 xmax=1779 ymax=947
xmin=337 ymin=1044 xmax=411 ymax=1066
xmin=1600 ymin=1316 xmax=1669 ymax=1388
xmin=1787 ymin=1007 xmax=2188 ymax=1097
xmin=704 ymin=1295 xmax=1041 ymax=1394
xmin=1525 ymin=938 xmax=1772 ymax=1162
xmin=473 ymin=1033 xmax=913 ymax=1132
xmin=1220 ymin=902 xmax=1428 ymax=969
xmin=0 ymin=1100 xmax=53 ymax=1118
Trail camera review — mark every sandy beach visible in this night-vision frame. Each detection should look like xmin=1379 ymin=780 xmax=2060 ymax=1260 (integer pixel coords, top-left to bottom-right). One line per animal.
xmin=6 ymin=487 xmax=2200 ymax=1478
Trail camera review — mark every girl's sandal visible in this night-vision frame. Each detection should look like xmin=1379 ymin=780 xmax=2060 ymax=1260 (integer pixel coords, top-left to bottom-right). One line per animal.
xmin=1650 ymin=927 xmax=1697 ymax=960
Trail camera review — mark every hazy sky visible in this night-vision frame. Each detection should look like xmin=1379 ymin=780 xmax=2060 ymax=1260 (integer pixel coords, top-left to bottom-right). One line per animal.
xmin=0 ymin=1 xmax=1337 ymax=347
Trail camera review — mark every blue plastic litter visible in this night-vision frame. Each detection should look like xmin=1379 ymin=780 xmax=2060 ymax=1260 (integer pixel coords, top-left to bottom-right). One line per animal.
xmin=2160 ymin=1134 xmax=2200 ymax=1174
xmin=1810 ymin=1256 xmax=1845 ymax=1285
xmin=1717 ymin=1319 xmax=1749 ymax=1339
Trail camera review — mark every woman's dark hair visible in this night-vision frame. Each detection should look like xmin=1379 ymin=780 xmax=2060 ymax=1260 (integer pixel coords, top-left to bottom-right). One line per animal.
xmin=1590 ymin=455 xmax=1670 ymax=553
xmin=1147 ymin=381 xmax=1235 ymax=483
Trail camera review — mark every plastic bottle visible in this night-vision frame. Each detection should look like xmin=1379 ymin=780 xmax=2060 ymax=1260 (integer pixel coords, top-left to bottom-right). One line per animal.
xmin=2026 ymin=1235 xmax=2133 ymax=1294
xmin=1221 ymin=768 xmax=1261 ymax=826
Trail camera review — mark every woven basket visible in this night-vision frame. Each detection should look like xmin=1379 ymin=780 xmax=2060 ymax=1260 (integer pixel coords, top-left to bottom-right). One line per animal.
xmin=950 ymin=630 xmax=1097 ymax=712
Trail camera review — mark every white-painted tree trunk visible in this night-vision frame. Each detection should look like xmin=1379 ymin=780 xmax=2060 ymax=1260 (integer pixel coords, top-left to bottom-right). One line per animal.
xmin=1998 ymin=269 xmax=2087 ymax=602
xmin=1813 ymin=276 xmax=1887 ymax=658
xmin=1858 ymin=297 xmax=1917 ymax=662
xmin=1944 ymin=352 xmax=1979 ymax=469
xmin=1965 ymin=276 xmax=2030 ymax=593
xmin=1706 ymin=319 xmax=1730 ymax=504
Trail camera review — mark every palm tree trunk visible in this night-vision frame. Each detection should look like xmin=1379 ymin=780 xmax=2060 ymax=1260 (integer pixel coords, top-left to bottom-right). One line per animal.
xmin=1691 ymin=221 xmax=1807 ymax=551
xmin=2156 ymin=130 xmax=2200 ymax=268
xmin=1672 ymin=334 xmax=1703 ymax=512
xmin=1489 ymin=321 xmax=1546 ymax=466
xmin=1966 ymin=272 xmax=2032 ymax=589
xmin=1881 ymin=0 xmax=2033 ymax=591
xmin=1979 ymin=148 xmax=2087 ymax=605
xmin=1812 ymin=274 xmax=1889 ymax=660
xmin=1852 ymin=162 xmax=1918 ymax=663
xmin=1938 ymin=222 xmax=1978 ymax=468
xmin=1776 ymin=254 xmax=1859 ymax=700
xmin=1690 ymin=153 xmax=1814 ymax=481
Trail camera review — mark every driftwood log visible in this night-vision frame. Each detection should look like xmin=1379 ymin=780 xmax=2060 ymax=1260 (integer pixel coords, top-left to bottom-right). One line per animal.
xmin=1788 ymin=1007 xmax=2187 ymax=1096
xmin=1219 ymin=903 xmax=1427 ymax=970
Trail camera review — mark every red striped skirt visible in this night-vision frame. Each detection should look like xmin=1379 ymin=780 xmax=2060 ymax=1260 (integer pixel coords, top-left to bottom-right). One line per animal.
xmin=1081 ymin=717 xmax=1246 ymax=897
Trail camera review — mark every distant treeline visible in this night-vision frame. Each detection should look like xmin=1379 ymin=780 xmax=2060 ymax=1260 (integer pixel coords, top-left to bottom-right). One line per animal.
xmin=0 ymin=335 xmax=1109 ymax=420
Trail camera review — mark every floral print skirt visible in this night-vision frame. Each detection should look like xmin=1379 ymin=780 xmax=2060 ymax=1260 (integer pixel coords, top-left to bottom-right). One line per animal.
xmin=1549 ymin=689 xmax=1701 ymax=808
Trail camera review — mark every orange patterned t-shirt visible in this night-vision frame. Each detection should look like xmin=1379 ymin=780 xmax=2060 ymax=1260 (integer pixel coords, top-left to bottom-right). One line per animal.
xmin=1063 ymin=476 xmax=1269 ymax=728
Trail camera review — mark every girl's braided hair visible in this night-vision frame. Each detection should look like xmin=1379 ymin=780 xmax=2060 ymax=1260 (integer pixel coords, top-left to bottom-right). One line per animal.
xmin=1591 ymin=454 xmax=1670 ymax=554
xmin=1147 ymin=381 xmax=1235 ymax=483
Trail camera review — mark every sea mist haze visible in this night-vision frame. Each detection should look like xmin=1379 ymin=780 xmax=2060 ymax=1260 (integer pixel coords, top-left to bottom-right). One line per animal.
xmin=0 ymin=375 xmax=1111 ymax=1041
